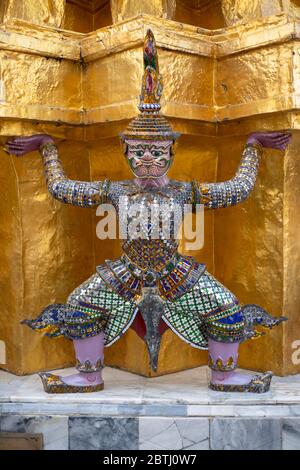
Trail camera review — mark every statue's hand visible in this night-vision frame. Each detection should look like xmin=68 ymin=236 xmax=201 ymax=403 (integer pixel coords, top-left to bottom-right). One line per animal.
xmin=247 ymin=131 xmax=291 ymax=151
xmin=4 ymin=134 xmax=54 ymax=156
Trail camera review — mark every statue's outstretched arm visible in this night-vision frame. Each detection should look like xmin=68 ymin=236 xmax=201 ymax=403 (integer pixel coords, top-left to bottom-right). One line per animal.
xmin=5 ymin=135 xmax=110 ymax=207
xmin=40 ymin=142 xmax=109 ymax=207
xmin=193 ymin=143 xmax=261 ymax=209
xmin=192 ymin=132 xmax=291 ymax=209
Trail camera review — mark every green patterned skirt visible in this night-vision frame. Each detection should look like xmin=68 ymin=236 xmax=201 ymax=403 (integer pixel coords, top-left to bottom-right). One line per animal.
xmin=23 ymin=269 xmax=247 ymax=349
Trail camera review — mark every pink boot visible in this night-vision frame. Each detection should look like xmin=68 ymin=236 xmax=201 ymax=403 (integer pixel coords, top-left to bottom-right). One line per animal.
xmin=39 ymin=333 xmax=105 ymax=393
xmin=208 ymin=339 xmax=272 ymax=393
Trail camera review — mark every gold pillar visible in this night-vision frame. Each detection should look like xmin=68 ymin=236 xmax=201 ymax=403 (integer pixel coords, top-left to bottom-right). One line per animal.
xmin=221 ymin=0 xmax=300 ymax=25
xmin=110 ymin=0 xmax=176 ymax=23
xmin=63 ymin=1 xmax=113 ymax=33
xmin=174 ymin=1 xmax=225 ymax=29
xmin=1 ymin=0 xmax=66 ymax=27
xmin=0 ymin=132 xmax=95 ymax=374
xmin=0 ymin=1 xmax=300 ymax=377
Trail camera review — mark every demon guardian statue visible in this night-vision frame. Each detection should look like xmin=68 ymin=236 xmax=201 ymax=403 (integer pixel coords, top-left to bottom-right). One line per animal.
xmin=5 ymin=30 xmax=291 ymax=393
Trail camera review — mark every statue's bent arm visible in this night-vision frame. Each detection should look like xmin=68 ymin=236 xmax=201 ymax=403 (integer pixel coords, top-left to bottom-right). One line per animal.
xmin=193 ymin=144 xmax=262 ymax=209
xmin=41 ymin=142 xmax=110 ymax=207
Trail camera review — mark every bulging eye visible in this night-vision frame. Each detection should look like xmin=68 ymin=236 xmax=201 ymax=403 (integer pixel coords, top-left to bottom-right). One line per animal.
xmin=152 ymin=150 xmax=163 ymax=157
xmin=135 ymin=150 xmax=144 ymax=157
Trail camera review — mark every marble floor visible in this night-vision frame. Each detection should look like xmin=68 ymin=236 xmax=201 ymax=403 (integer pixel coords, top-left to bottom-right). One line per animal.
xmin=0 ymin=366 xmax=300 ymax=449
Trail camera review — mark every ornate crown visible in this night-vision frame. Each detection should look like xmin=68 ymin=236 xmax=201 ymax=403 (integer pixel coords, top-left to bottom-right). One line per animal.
xmin=119 ymin=29 xmax=180 ymax=142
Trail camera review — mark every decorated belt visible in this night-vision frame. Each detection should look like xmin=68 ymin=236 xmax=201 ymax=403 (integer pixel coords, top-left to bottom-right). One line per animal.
xmin=121 ymin=252 xmax=181 ymax=287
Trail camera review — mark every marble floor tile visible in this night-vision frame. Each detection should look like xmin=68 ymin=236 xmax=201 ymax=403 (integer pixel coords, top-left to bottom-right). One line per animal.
xmin=69 ymin=417 xmax=138 ymax=450
xmin=210 ymin=418 xmax=282 ymax=450
xmin=282 ymin=418 xmax=300 ymax=450
xmin=187 ymin=404 xmax=299 ymax=418
xmin=0 ymin=414 xmax=68 ymax=450
xmin=139 ymin=417 xmax=209 ymax=450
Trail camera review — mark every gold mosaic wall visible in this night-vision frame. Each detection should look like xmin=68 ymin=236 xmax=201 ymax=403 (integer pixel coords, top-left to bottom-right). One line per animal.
xmin=0 ymin=0 xmax=299 ymax=377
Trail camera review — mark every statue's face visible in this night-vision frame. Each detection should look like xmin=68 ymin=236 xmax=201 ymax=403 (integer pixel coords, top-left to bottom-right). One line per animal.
xmin=125 ymin=139 xmax=173 ymax=179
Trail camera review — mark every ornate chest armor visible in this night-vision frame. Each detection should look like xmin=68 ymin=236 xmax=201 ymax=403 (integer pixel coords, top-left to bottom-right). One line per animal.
xmin=96 ymin=179 xmax=206 ymax=301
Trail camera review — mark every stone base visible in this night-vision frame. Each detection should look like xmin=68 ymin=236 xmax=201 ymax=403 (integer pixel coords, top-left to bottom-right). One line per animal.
xmin=0 ymin=366 xmax=300 ymax=450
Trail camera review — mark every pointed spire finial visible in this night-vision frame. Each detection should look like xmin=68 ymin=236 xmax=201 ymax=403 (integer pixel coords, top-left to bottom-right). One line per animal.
xmin=119 ymin=29 xmax=180 ymax=142
xmin=139 ymin=29 xmax=163 ymax=112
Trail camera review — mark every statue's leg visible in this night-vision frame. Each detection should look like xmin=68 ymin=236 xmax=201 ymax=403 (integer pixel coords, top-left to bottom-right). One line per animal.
xmin=208 ymin=338 xmax=272 ymax=392
xmin=163 ymin=270 xmax=276 ymax=393
xmin=60 ymin=333 xmax=104 ymax=387
xmin=38 ymin=333 xmax=105 ymax=393
xmin=203 ymin=274 xmax=274 ymax=392
xmin=23 ymin=272 xmax=138 ymax=393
